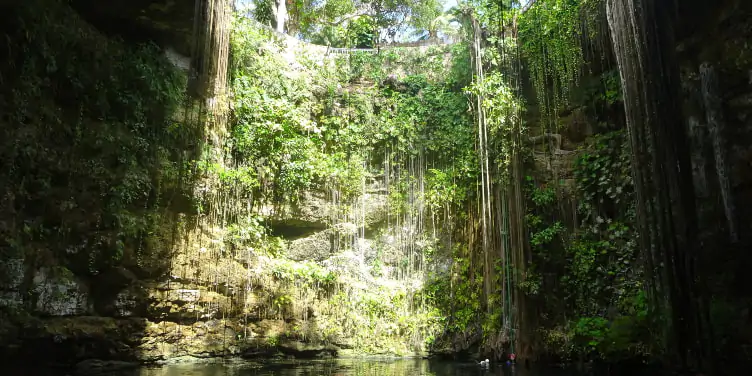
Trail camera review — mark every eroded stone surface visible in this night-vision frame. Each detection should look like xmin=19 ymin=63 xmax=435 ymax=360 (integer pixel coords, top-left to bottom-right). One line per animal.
xmin=0 ymin=258 xmax=24 ymax=308
xmin=33 ymin=267 xmax=89 ymax=316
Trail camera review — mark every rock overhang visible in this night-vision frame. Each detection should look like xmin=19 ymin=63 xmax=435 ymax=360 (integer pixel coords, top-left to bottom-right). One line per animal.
xmin=69 ymin=0 xmax=197 ymax=55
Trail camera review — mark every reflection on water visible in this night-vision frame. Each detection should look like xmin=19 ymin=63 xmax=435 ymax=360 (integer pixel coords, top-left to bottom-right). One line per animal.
xmin=133 ymin=359 xmax=559 ymax=376
xmin=11 ymin=358 xmax=643 ymax=376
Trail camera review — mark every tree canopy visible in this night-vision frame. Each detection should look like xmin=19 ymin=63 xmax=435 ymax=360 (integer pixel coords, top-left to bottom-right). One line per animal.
xmin=246 ymin=0 xmax=445 ymax=47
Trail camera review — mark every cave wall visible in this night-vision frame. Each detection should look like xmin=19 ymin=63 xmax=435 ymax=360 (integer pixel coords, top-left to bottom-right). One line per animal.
xmin=678 ymin=0 xmax=752 ymax=241
xmin=68 ymin=0 xmax=197 ymax=56
xmin=526 ymin=0 xmax=752 ymax=248
xmin=677 ymin=0 xmax=752 ymax=359
xmin=521 ymin=0 xmax=752 ymax=363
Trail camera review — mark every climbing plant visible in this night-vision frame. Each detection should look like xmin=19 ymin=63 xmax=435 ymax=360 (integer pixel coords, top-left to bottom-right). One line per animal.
xmin=467 ymin=71 xmax=525 ymax=180
xmin=518 ymin=0 xmax=586 ymax=124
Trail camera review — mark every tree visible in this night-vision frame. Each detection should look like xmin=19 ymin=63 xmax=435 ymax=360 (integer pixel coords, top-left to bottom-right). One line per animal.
xmin=249 ymin=0 xmax=444 ymax=44
xmin=369 ymin=0 xmax=443 ymax=42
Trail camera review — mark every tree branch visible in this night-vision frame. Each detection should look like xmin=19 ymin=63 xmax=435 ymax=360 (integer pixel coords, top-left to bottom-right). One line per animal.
xmin=323 ymin=12 xmax=372 ymax=27
xmin=521 ymin=0 xmax=539 ymax=14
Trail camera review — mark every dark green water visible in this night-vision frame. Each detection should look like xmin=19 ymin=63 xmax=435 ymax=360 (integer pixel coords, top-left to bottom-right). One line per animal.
xmin=132 ymin=360 xmax=547 ymax=376
xmin=8 ymin=359 xmax=611 ymax=376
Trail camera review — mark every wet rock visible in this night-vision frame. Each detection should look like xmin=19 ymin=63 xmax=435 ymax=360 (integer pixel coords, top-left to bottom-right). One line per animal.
xmin=360 ymin=193 xmax=388 ymax=226
xmin=278 ymin=339 xmax=339 ymax=357
xmin=263 ymin=191 xmax=332 ymax=233
xmin=113 ymin=288 xmax=140 ymax=317
xmin=266 ymin=190 xmax=387 ymax=242
xmin=0 ymin=258 xmax=25 ymax=289
xmin=4 ymin=316 xmax=147 ymax=366
xmin=285 ymin=223 xmax=363 ymax=261
xmin=145 ymin=282 xmax=237 ymax=323
xmin=558 ymin=107 xmax=594 ymax=145
xmin=138 ymin=319 xmax=255 ymax=361
xmin=89 ymin=268 xmax=149 ymax=318
xmin=33 ymin=267 xmax=89 ymax=316
xmin=254 ymin=319 xmax=287 ymax=338
xmin=356 ymin=238 xmax=375 ymax=262
xmin=0 ymin=258 xmax=25 ymax=308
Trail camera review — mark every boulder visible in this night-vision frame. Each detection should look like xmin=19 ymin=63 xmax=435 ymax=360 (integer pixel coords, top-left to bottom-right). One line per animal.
xmin=285 ymin=230 xmax=333 ymax=261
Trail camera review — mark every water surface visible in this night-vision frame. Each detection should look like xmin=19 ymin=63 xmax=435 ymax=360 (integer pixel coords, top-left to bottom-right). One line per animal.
xmin=11 ymin=358 xmax=635 ymax=376
xmin=135 ymin=359 xmax=544 ymax=376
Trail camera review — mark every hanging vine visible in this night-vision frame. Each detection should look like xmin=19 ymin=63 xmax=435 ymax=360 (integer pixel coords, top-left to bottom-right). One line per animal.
xmin=518 ymin=0 xmax=587 ymax=125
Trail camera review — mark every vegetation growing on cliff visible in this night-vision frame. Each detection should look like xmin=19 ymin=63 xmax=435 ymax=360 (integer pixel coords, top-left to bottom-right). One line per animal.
xmin=1 ymin=0 xmax=751 ymax=372
xmin=0 ymin=0 xmax=193 ymax=284
xmin=189 ymin=15 xmax=480 ymax=355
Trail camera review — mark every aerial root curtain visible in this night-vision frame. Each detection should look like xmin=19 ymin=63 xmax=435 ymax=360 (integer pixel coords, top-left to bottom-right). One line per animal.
xmin=465 ymin=7 xmax=530 ymax=360
xmin=606 ymin=0 xmax=714 ymax=372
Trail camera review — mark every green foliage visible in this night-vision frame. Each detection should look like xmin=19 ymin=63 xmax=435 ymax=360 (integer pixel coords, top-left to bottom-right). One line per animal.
xmin=229 ymin=18 xmax=471 ymax=209
xmin=574 ymin=69 xmax=622 ymax=126
xmin=300 ymin=0 xmax=441 ymax=47
xmin=271 ymin=259 xmax=338 ymax=288
xmin=468 ymin=71 xmax=525 ymax=179
xmin=223 ymin=20 xmax=478 ymax=356
xmin=424 ymin=250 xmax=483 ymax=334
xmin=229 ymin=16 xmax=477 ymax=217
xmin=0 ymin=0 xmax=192 ymax=276
xmin=518 ymin=0 xmax=585 ymax=122
xmin=231 ymin=18 xmax=336 ymax=203
xmin=532 ymin=129 xmax=650 ymax=361
xmin=254 ymin=0 xmax=443 ymax=46
xmin=306 ymin=13 xmax=378 ymax=48
xmin=337 ymin=44 xmax=457 ymax=83
xmin=525 ymin=178 xmax=565 ymax=255
xmin=224 ymin=215 xmax=281 ymax=256
xmin=266 ymin=333 xmax=280 ymax=347
xmin=573 ymin=316 xmax=610 ymax=352
xmin=425 ymin=169 xmax=466 ymax=210
xmin=599 ymin=70 xmax=621 ymax=105
xmin=320 ymin=287 xmax=442 ymax=354
xmin=573 ymin=130 xmax=633 ymax=222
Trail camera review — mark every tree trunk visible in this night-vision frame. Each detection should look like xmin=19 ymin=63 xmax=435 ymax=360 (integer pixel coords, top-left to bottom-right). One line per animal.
xmin=274 ymin=0 xmax=287 ymax=34
xmin=606 ymin=0 xmax=713 ymax=372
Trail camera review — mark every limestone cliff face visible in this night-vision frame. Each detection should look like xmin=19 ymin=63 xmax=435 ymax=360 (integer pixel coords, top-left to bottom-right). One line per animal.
xmin=521 ymin=0 xmax=752 ymax=361
xmin=0 ymin=183 xmax=431 ymax=364
xmin=68 ymin=0 xmax=196 ymax=56
xmin=525 ymin=1 xmax=752 ymax=239
xmin=0 ymin=15 xmax=438 ymax=358
xmin=6 ymin=0 xmax=750 ymax=368
xmin=0 ymin=0 xmax=440 ymax=366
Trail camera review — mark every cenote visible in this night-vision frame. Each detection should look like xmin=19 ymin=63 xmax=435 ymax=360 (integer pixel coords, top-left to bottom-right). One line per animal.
xmin=1 ymin=0 xmax=750 ymax=375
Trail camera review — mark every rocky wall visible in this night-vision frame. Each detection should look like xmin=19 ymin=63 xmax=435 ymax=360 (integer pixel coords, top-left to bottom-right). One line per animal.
xmin=677 ymin=0 xmax=752 ymax=359
xmin=0 ymin=3 xmax=444 ymax=369
xmin=678 ymin=0 xmax=752 ymax=244
xmin=0 ymin=175 xmax=438 ymax=368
